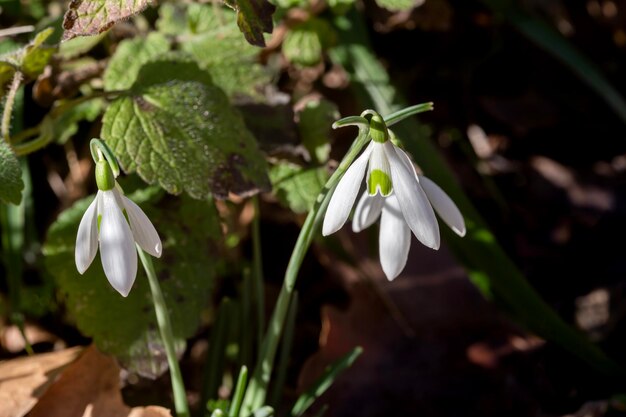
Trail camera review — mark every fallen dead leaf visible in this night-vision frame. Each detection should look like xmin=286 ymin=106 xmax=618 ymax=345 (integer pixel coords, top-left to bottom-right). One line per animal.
xmin=28 ymin=345 xmax=172 ymax=417
xmin=0 ymin=347 xmax=82 ymax=417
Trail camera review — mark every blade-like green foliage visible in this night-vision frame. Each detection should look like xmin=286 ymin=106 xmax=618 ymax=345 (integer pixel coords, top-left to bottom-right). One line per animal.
xmin=290 ymin=347 xmax=363 ymax=417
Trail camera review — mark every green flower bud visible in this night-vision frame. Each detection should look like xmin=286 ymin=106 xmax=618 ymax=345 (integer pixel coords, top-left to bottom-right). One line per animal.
xmin=95 ymin=160 xmax=115 ymax=191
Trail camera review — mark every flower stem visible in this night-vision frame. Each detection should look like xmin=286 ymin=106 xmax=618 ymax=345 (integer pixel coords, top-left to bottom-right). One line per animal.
xmin=137 ymin=246 xmax=190 ymax=417
xmin=251 ymin=196 xmax=265 ymax=349
xmin=240 ymin=128 xmax=371 ymax=414
xmin=2 ymin=71 xmax=23 ymax=143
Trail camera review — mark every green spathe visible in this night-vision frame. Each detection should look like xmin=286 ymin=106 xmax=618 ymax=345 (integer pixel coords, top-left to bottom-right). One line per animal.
xmin=368 ymin=169 xmax=392 ymax=196
xmin=95 ymin=160 xmax=115 ymax=191
xmin=369 ymin=113 xmax=388 ymax=143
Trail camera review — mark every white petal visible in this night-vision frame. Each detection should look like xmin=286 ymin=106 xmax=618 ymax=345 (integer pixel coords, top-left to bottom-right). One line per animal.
xmin=384 ymin=142 xmax=440 ymax=249
xmin=75 ymin=194 xmax=99 ymax=274
xmin=418 ymin=175 xmax=466 ymax=237
xmin=99 ymin=190 xmax=138 ymax=297
xmin=352 ymin=191 xmax=384 ymax=233
xmin=322 ymin=143 xmax=373 ymax=236
xmin=366 ymin=142 xmax=393 ymax=196
xmin=379 ymin=196 xmax=411 ymax=280
xmin=119 ymin=191 xmax=162 ymax=257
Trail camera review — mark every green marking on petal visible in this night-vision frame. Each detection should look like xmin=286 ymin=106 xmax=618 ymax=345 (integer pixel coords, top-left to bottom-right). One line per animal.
xmin=368 ymin=169 xmax=392 ymax=196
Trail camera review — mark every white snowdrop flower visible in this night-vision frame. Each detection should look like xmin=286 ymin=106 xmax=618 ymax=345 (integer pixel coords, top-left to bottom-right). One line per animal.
xmin=322 ymin=112 xmax=465 ymax=280
xmin=75 ymin=160 xmax=162 ymax=297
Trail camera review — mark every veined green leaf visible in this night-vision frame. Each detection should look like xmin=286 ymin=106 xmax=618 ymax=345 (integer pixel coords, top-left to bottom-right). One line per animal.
xmin=223 ymin=0 xmax=275 ymax=47
xmin=270 ymin=163 xmax=328 ymax=214
xmin=0 ymin=141 xmax=24 ymax=205
xmin=157 ymin=4 xmax=270 ymax=99
xmin=101 ymin=55 xmax=270 ymax=199
xmin=62 ymin=0 xmax=153 ymax=39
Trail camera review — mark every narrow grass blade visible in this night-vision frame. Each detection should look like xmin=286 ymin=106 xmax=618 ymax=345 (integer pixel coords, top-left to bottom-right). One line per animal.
xmin=229 ymin=365 xmax=248 ymax=417
xmin=290 ymin=347 xmax=363 ymax=417
xmin=252 ymin=197 xmax=265 ymax=349
xmin=268 ymin=292 xmax=298 ymax=407
xmin=241 ymin=268 xmax=253 ymax=368
xmin=202 ymin=299 xmax=235 ymax=410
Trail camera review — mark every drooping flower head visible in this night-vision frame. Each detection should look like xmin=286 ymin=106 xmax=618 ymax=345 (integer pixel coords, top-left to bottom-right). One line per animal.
xmin=323 ymin=107 xmax=465 ymax=280
xmin=75 ymin=140 xmax=162 ymax=297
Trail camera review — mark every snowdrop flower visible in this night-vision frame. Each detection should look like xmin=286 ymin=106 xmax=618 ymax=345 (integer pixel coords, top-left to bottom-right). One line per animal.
xmin=322 ymin=111 xmax=465 ymax=280
xmin=75 ymin=159 xmax=162 ymax=297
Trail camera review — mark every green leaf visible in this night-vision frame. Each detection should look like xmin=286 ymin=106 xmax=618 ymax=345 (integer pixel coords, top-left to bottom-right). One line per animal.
xmin=283 ymin=19 xmax=335 ymax=67
xmin=43 ymin=189 xmax=221 ymax=376
xmin=62 ymin=0 xmax=153 ymax=39
xmin=103 ymin=32 xmax=170 ymax=91
xmin=58 ymin=33 xmax=107 ymax=60
xmin=157 ymin=4 xmax=270 ymax=98
xmin=223 ymin=0 xmax=276 ymax=47
xmin=290 ymin=347 xmax=362 ymax=417
xmin=101 ymin=55 xmax=271 ymax=199
xmin=270 ymin=163 xmax=328 ymax=213
xmin=156 ymin=2 xmax=214 ymax=35
xmin=42 ymin=99 xmax=105 ymax=145
xmin=21 ymin=27 xmax=56 ymax=77
xmin=0 ymin=141 xmax=24 ymax=205
xmin=297 ymin=98 xmax=339 ymax=163
xmin=327 ymin=0 xmax=356 ymax=15
xmin=374 ymin=0 xmax=419 ymax=11
xmin=0 ymin=28 xmax=56 ymax=91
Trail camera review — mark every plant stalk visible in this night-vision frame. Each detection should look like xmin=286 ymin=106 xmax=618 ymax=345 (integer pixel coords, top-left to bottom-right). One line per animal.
xmin=240 ymin=128 xmax=371 ymax=414
xmin=138 ymin=246 xmax=190 ymax=417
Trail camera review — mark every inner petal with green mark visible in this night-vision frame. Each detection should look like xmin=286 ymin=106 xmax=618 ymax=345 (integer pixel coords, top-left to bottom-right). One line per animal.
xmin=367 ymin=143 xmax=393 ymax=196
xmin=368 ymin=169 xmax=392 ymax=196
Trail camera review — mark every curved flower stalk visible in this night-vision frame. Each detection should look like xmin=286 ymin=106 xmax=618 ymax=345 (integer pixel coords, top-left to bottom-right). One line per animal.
xmin=75 ymin=146 xmax=161 ymax=297
xmin=323 ymin=109 xmax=465 ymax=280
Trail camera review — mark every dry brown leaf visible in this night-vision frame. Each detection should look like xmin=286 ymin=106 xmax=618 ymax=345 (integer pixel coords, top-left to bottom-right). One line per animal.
xmin=28 ymin=345 xmax=172 ymax=417
xmin=0 ymin=347 xmax=82 ymax=417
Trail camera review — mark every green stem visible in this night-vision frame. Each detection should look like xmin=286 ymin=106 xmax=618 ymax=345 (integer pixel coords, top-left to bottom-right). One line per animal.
xmin=9 ymin=126 xmax=39 ymax=145
xmin=251 ymin=196 xmax=265 ymax=350
xmin=10 ymin=90 xmax=125 ymax=155
xmin=240 ymin=128 xmax=371 ymax=414
xmin=138 ymin=247 xmax=190 ymax=417
xmin=2 ymin=71 xmax=23 ymax=143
